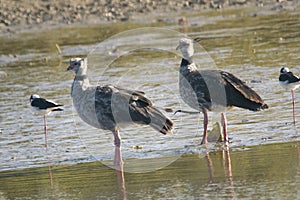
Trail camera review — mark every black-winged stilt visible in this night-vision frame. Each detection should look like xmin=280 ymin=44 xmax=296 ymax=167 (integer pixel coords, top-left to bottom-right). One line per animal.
xmin=30 ymin=94 xmax=63 ymax=148
xmin=279 ymin=67 xmax=300 ymax=126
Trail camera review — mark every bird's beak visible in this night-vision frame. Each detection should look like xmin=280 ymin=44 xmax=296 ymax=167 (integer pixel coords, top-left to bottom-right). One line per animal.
xmin=176 ymin=45 xmax=180 ymax=50
xmin=67 ymin=65 xmax=73 ymax=71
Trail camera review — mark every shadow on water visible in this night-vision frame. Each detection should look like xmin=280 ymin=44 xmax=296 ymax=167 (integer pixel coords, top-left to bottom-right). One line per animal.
xmin=1 ymin=6 xmax=300 ymax=199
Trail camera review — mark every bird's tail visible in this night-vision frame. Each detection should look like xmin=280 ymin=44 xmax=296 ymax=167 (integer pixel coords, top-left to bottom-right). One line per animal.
xmin=261 ymin=103 xmax=269 ymax=110
xmin=52 ymin=107 xmax=64 ymax=112
xmin=148 ymin=107 xmax=174 ymax=135
xmin=249 ymin=102 xmax=269 ymax=111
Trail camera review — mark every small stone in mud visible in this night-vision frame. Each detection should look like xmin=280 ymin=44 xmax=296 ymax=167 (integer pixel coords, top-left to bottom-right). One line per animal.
xmin=133 ymin=145 xmax=143 ymax=150
xmin=250 ymin=80 xmax=262 ymax=83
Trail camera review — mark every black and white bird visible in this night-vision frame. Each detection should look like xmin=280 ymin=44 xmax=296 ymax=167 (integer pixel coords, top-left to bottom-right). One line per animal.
xmin=176 ymin=38 xmax=268 ymax=145
xmin=30 ymin=94 xmax=63 ymax=147
xmin=67 ymin=58 xmax=174 ymax=148
xmin=279 ymin=67 xmax=300 ymax=126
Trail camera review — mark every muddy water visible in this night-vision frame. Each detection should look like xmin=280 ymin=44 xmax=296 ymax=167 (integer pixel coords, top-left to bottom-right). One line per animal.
xmin=0 ymin=143 xmax=299 ymax=199
xmin=1 ymin=7 xmax=300 ymax=199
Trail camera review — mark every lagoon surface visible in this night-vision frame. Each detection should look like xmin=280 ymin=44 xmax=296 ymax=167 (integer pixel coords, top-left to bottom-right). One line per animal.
xmin=1 ymin=7 xmax=300 ymax=199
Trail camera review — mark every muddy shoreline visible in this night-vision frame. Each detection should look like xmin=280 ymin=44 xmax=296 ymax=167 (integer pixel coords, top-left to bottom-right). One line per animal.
xmin=1 ymin=0 xmax=299 ymax=34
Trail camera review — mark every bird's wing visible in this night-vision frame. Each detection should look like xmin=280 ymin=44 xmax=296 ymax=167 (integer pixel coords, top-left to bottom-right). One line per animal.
xmin=95 ymin=85 xmax=173 ymax=134
xmin=113 ymin=86 xmax=152 ymax=107
xmin=116 ymin=86 xmax=173 ymax=133
xmin=101 ymin=85 xmax=153 ymax=120
xmin=31 ymin=98 xmax=62 ymax=109
xmin=279 ymin=72 xmax=300 ymax=83
xmin=185 ymin=70 xmax=212 ymax=104
xmin=220 ymin=71 xmax=264 ymax=103
xmin=113 ymin=85 xmax=146 ymax=96
xmin=95 ymin=85 xmax=152 ymax=120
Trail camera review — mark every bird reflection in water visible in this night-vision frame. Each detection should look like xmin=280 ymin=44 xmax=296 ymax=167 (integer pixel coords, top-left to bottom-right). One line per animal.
xmin=204 ymin=146 xmax=236 ymax=199
xmin=203 ymin=122 xmax=236 ymax=198
xmin=114 ymin=146 xmax=127 ymax=200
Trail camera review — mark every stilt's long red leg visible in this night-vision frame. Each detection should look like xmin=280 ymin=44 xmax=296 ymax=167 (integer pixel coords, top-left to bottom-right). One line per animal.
xmin=292 ymin=90 xmax=296 ymax=126
xmin=43 ymin=114 xmax=53 ymax=189
xmin=43 ymin=114 xmax=48 ymax=149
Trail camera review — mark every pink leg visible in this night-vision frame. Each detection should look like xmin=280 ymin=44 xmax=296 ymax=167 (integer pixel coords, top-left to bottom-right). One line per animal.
xmin=221 ymin=112 xmax=228 ymax=143
xmin=114 ymin=146 xmax=123 ymax=167
xmin=113 ymin=130 xmax=121 ymax=147
xmin=223 ymin=146 xmax=235 ymax=197
xmin=205 ymin=152 xmax=214 ymax=182
xmin=44 ymin=114 xmax=53 ymax=189
xmin=43 ymin=114 xmax=48 ymax=149
xmin=47 ymin=163 xmax=53 ymax=189
xmin=292 ymin=90 xmax=296 ymax=126
xmin=114 ymin=146 xmax=126 ymax=199
xmin=200 ymin=111 xmax=208 ymax=145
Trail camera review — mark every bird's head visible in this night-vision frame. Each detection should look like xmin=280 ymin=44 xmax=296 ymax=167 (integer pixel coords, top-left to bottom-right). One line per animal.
xmin=67 ymin=58 xmax=86 ymax=74
xmin=176 ymin=38 xmax=194 ymax=61
xmin=280 ymin=67 xmax=290 ymax=74
xmin=30 ymin=94 xmax=40 ymax=102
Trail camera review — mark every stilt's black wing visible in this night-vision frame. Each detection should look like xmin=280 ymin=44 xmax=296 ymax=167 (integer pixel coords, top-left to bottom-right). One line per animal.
xmin=279 ymin=72 xmax=300 ymax=83
xmin=31 ymin=98 xmax=62 ymax=109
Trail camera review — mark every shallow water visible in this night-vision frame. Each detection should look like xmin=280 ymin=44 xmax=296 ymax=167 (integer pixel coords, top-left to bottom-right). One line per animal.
xmin=1 ymin=7 xmax=300 ymax=199
xmin=1 ymin=142 xmax=300 ymax=199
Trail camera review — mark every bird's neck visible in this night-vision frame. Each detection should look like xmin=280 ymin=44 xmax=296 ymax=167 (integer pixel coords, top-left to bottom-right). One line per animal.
xmin=75 ymin=64 xmax=88 ymax=76
xmin=71 ymin=70 xmax=90 ymax=96
xmin=180 ymin=58 xmax=198 ymax=73
xmin=181 ymin=58 xmax=192 ymax=66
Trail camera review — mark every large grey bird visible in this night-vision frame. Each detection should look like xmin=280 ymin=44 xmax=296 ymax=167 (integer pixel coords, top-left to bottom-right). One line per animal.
xmin=67 ymin=58 xmax=173 ymax=147
xmin=176 ymin=38 xmax=268 ymax=145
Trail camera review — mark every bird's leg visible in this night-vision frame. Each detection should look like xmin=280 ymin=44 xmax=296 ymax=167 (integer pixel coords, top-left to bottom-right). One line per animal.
xmin=292 ymin=89 xmax=296 ymax=126
xmin=200 ymin=111 xmax=208 ymax=145
xmin=43 ymin=114 xmax=48 ymax=149
xmin=114 ymin=146 xmax=124 ymax=169
xmin=113 ymin=130 xmax=123 ymax=167
xmin=113 ymin=130 xmax=121 ymax=147
xmin=221 ymin=112 xmax=228 ymax=143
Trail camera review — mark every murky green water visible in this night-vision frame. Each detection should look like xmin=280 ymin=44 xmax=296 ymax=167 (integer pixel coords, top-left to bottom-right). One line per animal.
xmin=1 ymin=7 xmax=300 ymax=199
xmin=1 ymin=142 xmax=300 ymax=199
